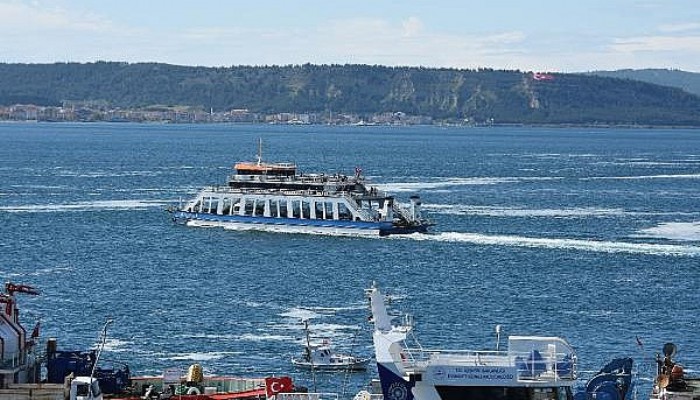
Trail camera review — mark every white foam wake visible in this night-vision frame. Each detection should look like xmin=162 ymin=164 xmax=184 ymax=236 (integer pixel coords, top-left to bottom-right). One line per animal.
xmin=403 ymin=231 xmax=700 ymax=257
xmin=0 ymin=200 xmax=168 ymax=213
xmin=635 ymin=222 xmax=700 ymax=242
xmin=377 ymin=176 xmax=560 ymax=192
xmin=585 ymin=173 xmax=700 ymax=181
xmin=424 ymin=204 xmax=629 ymax=218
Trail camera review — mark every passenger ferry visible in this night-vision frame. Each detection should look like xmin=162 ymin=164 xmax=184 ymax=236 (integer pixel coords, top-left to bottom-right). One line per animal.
xmin=366 ymin=283 xmax=581 ymax=400
xmin=171 ymin=143 xmax=432 ymax=236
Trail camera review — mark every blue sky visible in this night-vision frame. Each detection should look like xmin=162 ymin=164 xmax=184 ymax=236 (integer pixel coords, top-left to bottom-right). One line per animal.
xmin=2 ymin=0 xmax=699 ymax=72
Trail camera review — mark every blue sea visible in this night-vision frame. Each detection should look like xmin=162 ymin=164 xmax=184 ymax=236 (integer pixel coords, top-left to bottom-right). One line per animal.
xmin=1 ymin=123 xmax=699 ymax=399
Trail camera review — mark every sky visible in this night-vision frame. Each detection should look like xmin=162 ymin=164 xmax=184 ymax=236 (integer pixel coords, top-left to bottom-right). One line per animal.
xmin=1 ymin=0 xmax=700 ymax=72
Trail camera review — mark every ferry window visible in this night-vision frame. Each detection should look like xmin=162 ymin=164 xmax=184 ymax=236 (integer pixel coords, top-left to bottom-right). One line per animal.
xmin=270 ymin=200 xmax=279 ymax=217
xmin=279 ymin=201 xmax=288 ymax=218
xmin=191 ymin=200 xmax=201 ymax=213
xmin=291 ymin=200 xmax=301 ymax=218
xmin=208 ymin=199 xmax=219 ymax=214
xmin=232 ymin=198 xmax=241 ymax=215
xmin=221 ymin=198 xmax=232 ymax=215
xmin=325 ymin=202 xmax=334 ymax=219
xmin=244 ymin=199 xmax=254 ymax=216
xmin=255 ymin=201 xmax=265 ymax=216
xmin=301 ymin=200 xmax=311 ymax=219
xmin=337 ymin=203 xmax=352 ymax=220
xmin=314 ymin=202 xmax=324 ymax=219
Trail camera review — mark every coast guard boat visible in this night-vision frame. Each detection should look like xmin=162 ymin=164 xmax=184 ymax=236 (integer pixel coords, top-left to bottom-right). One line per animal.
xmin=366 ymin=283 xmax=580 ymax=400
xmin=171 ymin=141 xmax=432 ymax=236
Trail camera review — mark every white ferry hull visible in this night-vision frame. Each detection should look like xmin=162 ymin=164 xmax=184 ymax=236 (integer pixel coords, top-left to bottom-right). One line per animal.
xmin=174 ymin=211 xmax=406 ymax=236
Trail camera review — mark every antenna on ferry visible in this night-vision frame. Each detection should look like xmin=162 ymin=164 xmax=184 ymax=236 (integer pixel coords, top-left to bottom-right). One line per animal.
xmin=257 ymin=138 xmax=262 ymax=165
xmin=495 ymin=324 xmax=502 ymax=351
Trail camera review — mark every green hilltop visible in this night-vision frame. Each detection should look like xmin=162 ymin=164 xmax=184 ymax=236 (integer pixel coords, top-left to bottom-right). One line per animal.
xmin=2 ymin=62 xmax=700 ymax=126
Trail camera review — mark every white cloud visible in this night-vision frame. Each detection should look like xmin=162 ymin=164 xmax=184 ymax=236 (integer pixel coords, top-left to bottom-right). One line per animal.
xmin=402 ymin=17 xmax=424 ymax=38
xmin=0 ymin=1 xmax=113 ymax=32
xmin=658 ymin=22 xmax=700 ymax=33
xmin=611 ymin=35 xmax=700 ymax=53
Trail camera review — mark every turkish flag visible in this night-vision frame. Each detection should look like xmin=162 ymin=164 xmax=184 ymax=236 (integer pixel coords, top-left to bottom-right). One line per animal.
xmin=265 ymin=377 xmax=293 ymax=398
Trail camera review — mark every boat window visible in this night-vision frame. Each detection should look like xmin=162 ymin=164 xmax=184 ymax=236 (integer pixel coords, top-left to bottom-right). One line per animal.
xmin=255 ymin=200 xmax=265 ymax=216
xmin=207 ymin=199 xmax=219 ymax=214
xmin=301 ymin=200 xmax=311 ymax=219
xmin=314 ymin=202 xmax=324 ymax=219
xmin=244 ymin=199 xmax=254 ymax=216
xmin=231 ymin=198 xmax=241 ymax=215
xmin=291 ymin=200 xmax=301 ymax=218
xmin=325 ymin=202 xmax=334 ymax=219
xmin=269 ymin=200 xmax=279 ymax=218
xmin=221 ymin=198 xmax=232 ymax=215
xmin=279 ymin=201 xmax=288 ymax=218
xmin=338 ymin=203 xmax=352 ymax=220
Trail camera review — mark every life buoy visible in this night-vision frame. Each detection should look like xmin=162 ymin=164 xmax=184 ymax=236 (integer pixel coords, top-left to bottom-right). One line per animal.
xmin=187 ymin=387 xmax=201 ymax=395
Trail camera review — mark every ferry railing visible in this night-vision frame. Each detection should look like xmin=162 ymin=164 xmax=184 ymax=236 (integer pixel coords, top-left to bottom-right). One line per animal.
xmin=398 ymin=345 xmax=576 ymax=382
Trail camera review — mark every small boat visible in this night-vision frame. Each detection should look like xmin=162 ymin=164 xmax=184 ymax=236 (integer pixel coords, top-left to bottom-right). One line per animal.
xmin=291 ymin=320 xmax=369 ymax=371
xmin=170 ymin=139 xmax=433 ymax=236
xmin=650 ymin=342 xmax=700 ymax=400
xmin=366 ymin=283 xmax=581 ymax=400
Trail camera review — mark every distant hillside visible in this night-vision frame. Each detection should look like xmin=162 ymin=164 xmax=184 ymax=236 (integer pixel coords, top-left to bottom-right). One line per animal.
xmin=2 ymin=62 xmax=700 ymax=126
xmin=589 ymin=69 xmax=700 ymax=97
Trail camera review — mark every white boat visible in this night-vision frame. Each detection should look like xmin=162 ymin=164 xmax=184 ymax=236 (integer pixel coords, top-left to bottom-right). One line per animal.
xmin=291 ymin=321 xmax=370 ymax=371
xmin=365 ymin=283 xmax=581 ymax=400
xmin=170 ymin=140 xmax=432 ymax=236
xmin=650 ymin=343 xmax=700 ymax=400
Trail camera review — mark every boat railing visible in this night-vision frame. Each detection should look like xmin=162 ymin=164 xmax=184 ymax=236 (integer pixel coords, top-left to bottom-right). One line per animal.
xmin=205 ymin=185 xmax=350 ymax=199
xmin=399 ymin=343 xmax=577 ymax=382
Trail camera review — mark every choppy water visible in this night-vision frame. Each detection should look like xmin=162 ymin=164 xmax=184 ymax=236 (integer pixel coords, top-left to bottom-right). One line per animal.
xmin=1 ymin=123 xmax=699 ymax=399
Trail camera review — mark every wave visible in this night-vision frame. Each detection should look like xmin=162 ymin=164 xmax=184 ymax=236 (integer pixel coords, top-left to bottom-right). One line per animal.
xmin=0 ymin=200 xmax=168 ymax=213
xmin=424 ymin=204 xmax=627 ymax=218
xmin=165 ymin=351 xmax=238 ymax=361
xmin=584 ymin=173 xmax=700 ymax=181
xmin=401 ymin=231 xmax=700 ymax=257
xmin=378 ymin=177 xmax=561 ymax=192
xmin=424 ymin=204 xmax=698 ymax=218
xmin=635 ymin=222 xmax=700 ymax=242
xmin=378 ymin=173 xmax=700 ymax=193
xmin=237 ymin=333 xmax=296 ymax=342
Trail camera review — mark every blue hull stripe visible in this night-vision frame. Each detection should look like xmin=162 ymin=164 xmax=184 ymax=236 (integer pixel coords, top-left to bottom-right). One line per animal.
xmin=173 ymin=211 xmax=392 ymax=231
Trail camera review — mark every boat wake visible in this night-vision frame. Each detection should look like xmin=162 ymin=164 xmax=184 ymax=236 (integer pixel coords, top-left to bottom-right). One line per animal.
xmin=424 ymin=204 xmax=699 ymax=218
xmin=402 ymin=231 xmax=700 ymax=257
xmin=0 ymin=199 xmax=168 ymax=213
xmin=634 ymin=221 xmax=700 ymax=241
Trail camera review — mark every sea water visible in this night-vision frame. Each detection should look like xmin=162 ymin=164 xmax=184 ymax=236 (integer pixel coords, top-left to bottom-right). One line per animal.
xmin=1 ymin=123 xmax=698 ymax=398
